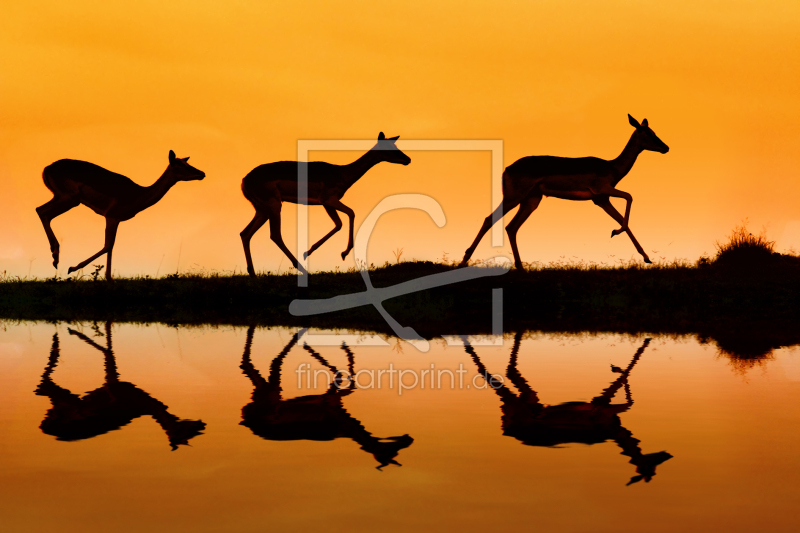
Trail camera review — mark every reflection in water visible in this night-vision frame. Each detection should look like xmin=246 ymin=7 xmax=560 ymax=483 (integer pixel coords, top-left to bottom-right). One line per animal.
xmin=701 ymin=325 xmax=800 ymax=374
xmin=35 ymin=322 xmax=206 ymax=450
xmin=465 ymin=334 xmax=672 ymax=485
xmin=240 ymin=326 xmax=414 ymax=469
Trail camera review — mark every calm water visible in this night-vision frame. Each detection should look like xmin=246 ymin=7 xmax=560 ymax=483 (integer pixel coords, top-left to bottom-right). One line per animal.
xmin=1 ymin=322 xmax=799 ymax=532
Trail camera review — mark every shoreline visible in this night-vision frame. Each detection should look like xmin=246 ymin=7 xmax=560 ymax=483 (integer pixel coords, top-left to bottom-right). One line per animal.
xmin=2 ymin=261 xmax=799 ymax=360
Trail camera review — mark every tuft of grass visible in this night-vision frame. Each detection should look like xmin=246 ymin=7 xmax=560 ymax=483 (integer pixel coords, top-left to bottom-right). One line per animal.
xmin=88 ymin=264 xmax=104 ymax=281
xmin=714 ymin=220 xmax=775 ymax=268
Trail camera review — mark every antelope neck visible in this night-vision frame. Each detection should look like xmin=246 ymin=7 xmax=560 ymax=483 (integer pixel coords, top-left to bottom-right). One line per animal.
xmin=341 ymin=149 xmax=383 ymax=188
xmin=610 ymin=132 xmax=645 ymax=185
xmin=137 ymin=169 xmax=179 ymax=212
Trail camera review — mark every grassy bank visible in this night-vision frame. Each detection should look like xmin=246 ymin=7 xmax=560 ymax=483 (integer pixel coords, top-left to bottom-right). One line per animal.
xmin=2 ymin=251 xmax=800 ymax=359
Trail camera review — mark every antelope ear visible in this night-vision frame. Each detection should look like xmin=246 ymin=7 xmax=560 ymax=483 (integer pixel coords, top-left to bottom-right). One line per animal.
xmin=182 ymin=157 xmax=190 ymax=162
xmin=642 ymin=118 xmax=649 ymax=127
xmin=388 ymin=135 xmax=399 ymax=142
xmin=378 ymin=132 xmax=386 ymax=140
xmin=169 ymin=150 xmax=176 ymax=163
xmin=628 ymin=114 xmax=641 ymax=128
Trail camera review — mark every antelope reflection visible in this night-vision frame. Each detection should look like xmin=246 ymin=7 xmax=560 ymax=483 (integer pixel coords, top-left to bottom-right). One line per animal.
xmin=35 ymin=323 xmax=206 ymax=450
xmin=240 ymin=326 xmax=413 ymax=469
xmin=465 ymin=335 xmax=671 ymax=485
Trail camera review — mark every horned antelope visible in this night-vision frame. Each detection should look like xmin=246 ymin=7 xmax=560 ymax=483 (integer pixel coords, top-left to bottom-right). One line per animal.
xmin=36 ymin=151 xmax=205 ymax=280
xmin=240 ymin=133 xmax=411 ymax=276
xmin=460 ymin=115 xmax=669 ymax=269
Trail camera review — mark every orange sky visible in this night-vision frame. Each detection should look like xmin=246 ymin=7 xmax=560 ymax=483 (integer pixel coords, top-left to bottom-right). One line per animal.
xmin=1 ymin=1 xmax=799 ymax=277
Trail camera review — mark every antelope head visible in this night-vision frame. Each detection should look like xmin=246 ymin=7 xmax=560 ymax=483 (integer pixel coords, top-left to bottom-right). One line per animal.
xmin=375 ymin=132 xmax=411 ymax=166
xmin=168 ymin=150 xmax=206 ymax=180
xmin=628 ymin=115 xmax=669 ymax=154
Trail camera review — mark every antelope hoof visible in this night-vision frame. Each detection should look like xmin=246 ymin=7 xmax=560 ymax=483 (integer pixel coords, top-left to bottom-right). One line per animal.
xmin=67 ymin=266 xmax=77 ymax=275
xmin=341 ymin=250 xmax=349 ymax=260
xmin=303 ymin=251 xmax=310 ymax=260
xmin=644 ymin=257 xmax=653 ymax=264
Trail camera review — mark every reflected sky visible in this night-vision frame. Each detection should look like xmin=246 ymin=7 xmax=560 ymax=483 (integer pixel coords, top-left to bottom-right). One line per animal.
xmin=1 ymin=322 xmax=799 ymax=532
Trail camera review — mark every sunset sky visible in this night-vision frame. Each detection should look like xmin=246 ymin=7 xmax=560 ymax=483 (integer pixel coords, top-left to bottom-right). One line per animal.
xmin=1 ymin=1 xmax=798 ymax=277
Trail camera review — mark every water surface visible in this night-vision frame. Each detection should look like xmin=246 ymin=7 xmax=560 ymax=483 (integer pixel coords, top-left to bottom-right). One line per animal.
xmin=1 ymin=322 xmax=799 ymax=532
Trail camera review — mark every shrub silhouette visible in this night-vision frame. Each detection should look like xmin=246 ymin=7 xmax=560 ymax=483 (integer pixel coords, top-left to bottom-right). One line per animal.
xmin=714 ymin=222 xmax=775 ymax=269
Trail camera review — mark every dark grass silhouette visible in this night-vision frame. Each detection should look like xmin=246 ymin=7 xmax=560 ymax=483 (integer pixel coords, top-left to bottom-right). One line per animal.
xmin=461 ymin=115 xmax=668 ymax=269
xmin=36 ymin=151 xmax=205 ymax=280
xmin=35 ymin=322 xmax=206 ymax=449
xmin=711 ymin=221 xmax=800 ymax=272
xmin=0 ymin=259 xmax=672 ymax=336
xmin=700 ymin=218 xmax=797 ymax=367
xmin=240 ymin=133 xmax=410 ymax=277
xmin=239 ymin=325 xmax=413 ymax=469
xmin=465 ymin=334 xmax=672 ymax=485
xmin=3 ymin=255 xmax=800 ymax=366
xmin=5 ymin=217 xmax=800 ymax=367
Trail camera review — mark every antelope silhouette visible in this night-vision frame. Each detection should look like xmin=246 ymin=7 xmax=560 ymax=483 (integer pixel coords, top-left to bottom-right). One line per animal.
xmin=465 ymin=334 xmax=672 ymax=485
xmin=35 ymin=323 xmax=206 ymax=450
xmin=240 ymin=133 xmax=411 ymax=276
xmin=460 ymin=115 xmax=669 ymax=269
xmin=239 ymin=326 xmax=413 ymax=469
xmin=36 ymin=151 xmax=205 ymax=280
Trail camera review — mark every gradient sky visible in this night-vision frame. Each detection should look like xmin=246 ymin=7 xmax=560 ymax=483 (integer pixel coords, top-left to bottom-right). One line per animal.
xmin=1 ymin=1 xmax=799 ymax=277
